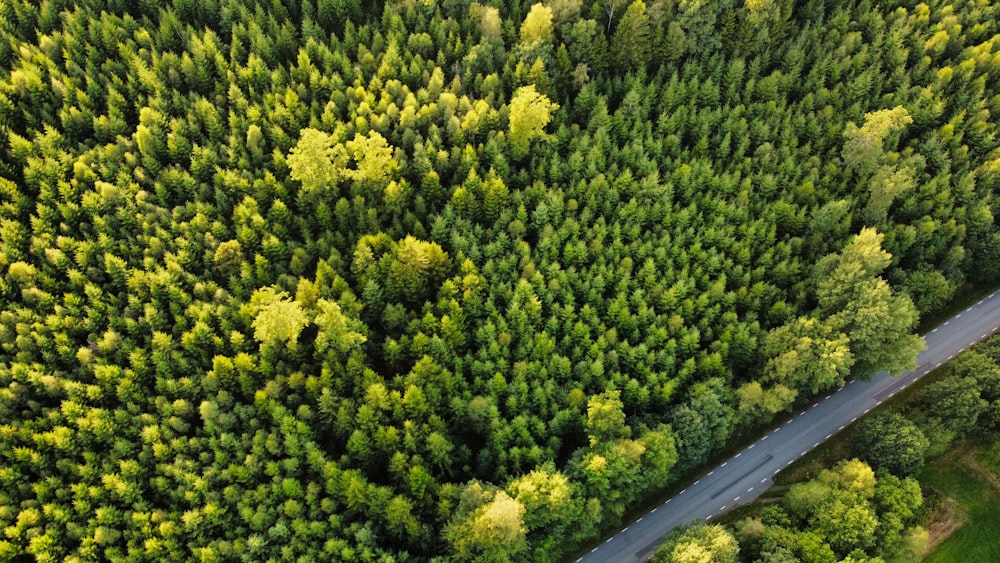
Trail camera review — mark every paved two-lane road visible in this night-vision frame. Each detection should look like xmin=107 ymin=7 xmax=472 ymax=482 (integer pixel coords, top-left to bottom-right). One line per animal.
xmin=578 ymin=289 xmax=1000 ymax=563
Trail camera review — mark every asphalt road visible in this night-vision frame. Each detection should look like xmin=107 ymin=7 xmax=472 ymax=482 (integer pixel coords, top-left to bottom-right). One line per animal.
xmin=577 ymin=289 xmax=1000 ymax=563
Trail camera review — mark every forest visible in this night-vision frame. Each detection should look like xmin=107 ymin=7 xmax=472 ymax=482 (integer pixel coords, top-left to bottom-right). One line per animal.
xmin=0 ymin=0 xmax=998 ymax=560
xmin=656 ymin=333 xmax=1000 ymax=563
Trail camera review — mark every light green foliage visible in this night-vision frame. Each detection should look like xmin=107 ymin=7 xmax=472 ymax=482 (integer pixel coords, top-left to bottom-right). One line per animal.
xmin=815 ymin=228 xmax=893 ymax=310
xmin=313 ymin=299 xmax=366 ymax=355
xmin=639 ymin=425 xmax=679 ymax=489
xmin=842 ymin=106 xmax=913 ymax=175
xmin=864 ymin=162 xmax=917 ymax=225
xmin=520 ymin=3 xmax=555 ymax=45
xmin=736 ymin=380 xmax=797 ymax=425
xmin=479 ymin=6 xmax=503 ymax=41
xmin=508 ymin=84 xmax=558 ymax=158
xmin=652 ymin=523 xmax=739 ymax=563
xmin=586 ymin=389 xmax=629 ymax=445
xmin=250 ymin=287 xmax=310 ymax=346
xmin=507 ymin=466 xmax=575 ymax=529
xmin=287 ymin=128 xmax=349 ymax=194
xmin=7 ymin=261 xmax=37 ymax=286
xmin=446 ymin=489 xmax=528 ymax=561
xmin=814 ymin=228 xmax=924 ymax=376
xmin=764 ymin=316 xmax=854 ymax=395
xmin=289 ymin=129 xmax=398 ymax=196
xmin=344 ymin=130 xmax=398 ymax=186
xmin=387 ymin=235 xmax=450 ymax=303
xmin=748 ymin=459 xmax=924 ymax=561
xmin=212 ymin=239 xmax=242 ymax=275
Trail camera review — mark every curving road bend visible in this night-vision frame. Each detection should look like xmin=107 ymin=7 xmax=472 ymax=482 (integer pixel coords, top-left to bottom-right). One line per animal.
xmin=577 ymin=289 xmax=1000 ymax=563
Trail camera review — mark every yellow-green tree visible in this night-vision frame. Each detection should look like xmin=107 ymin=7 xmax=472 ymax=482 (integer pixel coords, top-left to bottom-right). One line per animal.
xmin=250 ymin=287 xmax=310 ymax=346
xmin=446 ymin=489 xmax=528 ymax=561
xmin=345 ymin=130 xmax=398 ymax=186
xmin=287 ymin=128 xmax=348 ymax=195
xmin=652 ymin=523 xmax=739 ymax=563
xmin=508 ymin=85 xmax=558 ymax=159
xmin=841 ymin=106 xmax=913 ymax=176
xmin=813 ymin=228 xmax=924 ymax=376
xmin=763 ymin=316 xmax=854 ymax=395
xmin=519 ymin=3 xmax=554 ymax=45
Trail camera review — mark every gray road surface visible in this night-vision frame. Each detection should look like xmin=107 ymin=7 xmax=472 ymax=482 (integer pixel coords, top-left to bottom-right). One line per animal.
xmin=577 ymin=289 xmax=1000 ymax=563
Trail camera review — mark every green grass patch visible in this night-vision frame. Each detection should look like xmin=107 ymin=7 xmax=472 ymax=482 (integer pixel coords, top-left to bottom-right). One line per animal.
xmin=979 ymin=440 xmax=1000 ymax=475
xmin=921 ymin=445 xmax=1000 ymax=563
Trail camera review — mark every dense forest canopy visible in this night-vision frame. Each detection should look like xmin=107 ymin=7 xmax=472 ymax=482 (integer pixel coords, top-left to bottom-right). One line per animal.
xmin=0 ymin=0 xmax=998 ymax=560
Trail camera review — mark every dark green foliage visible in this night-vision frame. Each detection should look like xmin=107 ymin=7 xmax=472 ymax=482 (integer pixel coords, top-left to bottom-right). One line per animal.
xmin=853 ymin=412 xmax=930 ymax=477
xmin=908 ymin=342 xmax=1000 ymax=454
xmin=0 ymin=0 xmax=997 ymax=560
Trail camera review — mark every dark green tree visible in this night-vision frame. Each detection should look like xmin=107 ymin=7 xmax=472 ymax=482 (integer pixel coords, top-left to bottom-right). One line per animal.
xmin=853 ymin=412 xmax=929 ymax=477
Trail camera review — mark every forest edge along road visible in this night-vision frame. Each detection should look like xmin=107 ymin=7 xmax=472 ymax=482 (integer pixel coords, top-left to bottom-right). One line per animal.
xmin=578 ymin=290 xmax=1000 ymax=563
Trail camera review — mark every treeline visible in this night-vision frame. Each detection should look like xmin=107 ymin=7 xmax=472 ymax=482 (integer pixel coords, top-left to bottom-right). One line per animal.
xmin=853 ymin=334 xmax=1000 ymax=481
xmin=0 ymin=0 xmax=998 ymax=560
xmin=653 ymin=459 xmax=926 ymax=562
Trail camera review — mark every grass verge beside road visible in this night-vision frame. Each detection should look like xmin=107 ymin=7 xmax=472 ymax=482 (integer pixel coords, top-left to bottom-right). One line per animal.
xmin=922 ymin=444 xmax=1000 ymax=562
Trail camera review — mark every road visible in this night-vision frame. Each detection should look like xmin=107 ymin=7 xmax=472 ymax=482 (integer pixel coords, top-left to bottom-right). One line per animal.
xmin=577 ymin=289 xmax=1000 ymax=563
